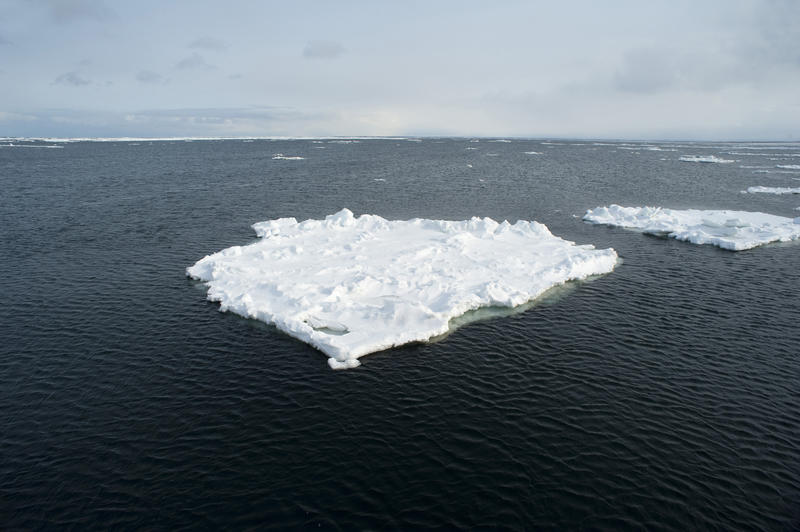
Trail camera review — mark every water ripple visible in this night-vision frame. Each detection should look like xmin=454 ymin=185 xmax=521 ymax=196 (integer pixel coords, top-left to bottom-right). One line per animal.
xmin=2 ymin=140 xmax=799 ymax=529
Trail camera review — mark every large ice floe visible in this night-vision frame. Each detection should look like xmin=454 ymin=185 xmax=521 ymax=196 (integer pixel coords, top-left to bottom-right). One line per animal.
xmin=679 ymin=155 xmax=734 ymax=163
xmin=584 ymin=205 xmax=800 ymax=251
xmin=188 ymin=209 xmax=618 ymax=369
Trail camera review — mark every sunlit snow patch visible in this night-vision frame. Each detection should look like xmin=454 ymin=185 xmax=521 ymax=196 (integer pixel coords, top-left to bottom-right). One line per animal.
xmin=188 ymin=209 xmax=618 ymax=369
xmin=679 ymin=155 xmax=734 ymax=163
xmin=584 ymin=205 xmax=800 ymax=251
xmin=743 ymin=186 xmax=800 ymax=194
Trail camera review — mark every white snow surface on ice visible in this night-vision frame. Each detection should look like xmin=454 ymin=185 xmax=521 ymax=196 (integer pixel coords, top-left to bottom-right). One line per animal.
xmin=679 ymin=155 xmax=735 ymax=163
xmin=776 ymin=165 xmax=800 ymax=170
xmin=745 ymin=186 xmax=800 ymax=194
xmin=188 ymin=209 xmax=618 ymax=369
xmin=584 ymin=205 xmax=800 ymax=251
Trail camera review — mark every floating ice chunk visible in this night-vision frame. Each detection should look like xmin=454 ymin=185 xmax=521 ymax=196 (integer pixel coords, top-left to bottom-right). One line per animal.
xmin=188 ymin=209 xmax=618 ymax=369
xmin=524 ymin=151 xmax=542 ymax=155
xmin=272 ymin=153 xmax=305 ymax=160
xmin=584 ymin=205 xmax=800 ymax=250
xmin=679 ymin=155 xmax=734 ymax=163
xmin=776 ymin=165 xmax=800 ymax=170
xmin=744 ymin=186 xmax=800 ymax=195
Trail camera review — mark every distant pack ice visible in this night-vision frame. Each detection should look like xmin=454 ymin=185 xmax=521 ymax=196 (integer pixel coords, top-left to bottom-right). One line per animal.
xmin=678 ymin=155 xmax=734 ymax=163
xmin=188 ymin=209 xmax=618 ymax=369
xmin=584 ymin=205 xmax=800 ymax=250
xmin=744 ymin=186 xmax=800 ymax=195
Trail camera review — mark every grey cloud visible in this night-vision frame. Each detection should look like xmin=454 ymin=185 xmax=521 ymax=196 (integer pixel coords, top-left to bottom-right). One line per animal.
xmin=175 ymin=53 xmax=215 ymax=70
xmin=613 ymin=47 xmax=755 ymax=95
xmin=136 ymin=70 xmax=164 ymax=84
xmin=739 ymin=1 xmax=800 ymax=70
xmin=128 ymin=107 xmax=309 ymax=121
xmin=44 ymin=0 xmax=112 ymax=23
xmin=53 ymin=71 xmax=91 ymax=86
xmin=614 ymin=49 xmax=677 ymax=93
xmin=5 ymin=106 xmax=331 ymax=137
xmin=189 ymin=36 xmax=228 ymax=52
xmin=303 ymin=40 xmax=345 ymax=59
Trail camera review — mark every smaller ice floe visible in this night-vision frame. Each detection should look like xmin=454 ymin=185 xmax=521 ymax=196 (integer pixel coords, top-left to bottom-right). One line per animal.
xmin=743 ymin=186 xmax=800 ymax=195
xmin=679 ymin=155 xmax=734 ymax=163
xmin=524 ymin=151 xmax=542 ymax=155
xmin=620 ymin=145 xmax=674 ymax=151
xmin=188 ymin=209 xmax=618 ymax=369
xmin=489 ymin=139 xmax=511 ymax=143
xmin=466 ymin=147 xmax=478 ymax=150
xmin=776 ymin=165 xmax=800 ymax=170
xmin=584 ymin=205 xmax=800 ymax=251
xmin=485 ymin=153 xmax=499 ymax=157
xmin=272 ymin=153 xmax=305 ymax=160
xmin=373 ymin=178 xmax=386 ymax=182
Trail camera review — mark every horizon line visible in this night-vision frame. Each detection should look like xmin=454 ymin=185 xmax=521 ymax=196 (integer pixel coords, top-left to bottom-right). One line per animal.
xmin=3 ymin=135 xmax=799 ymax=143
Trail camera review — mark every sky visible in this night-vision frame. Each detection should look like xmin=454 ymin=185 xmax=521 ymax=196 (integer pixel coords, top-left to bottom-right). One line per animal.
xmin=0 ymin=0 xmax=798 ymax=139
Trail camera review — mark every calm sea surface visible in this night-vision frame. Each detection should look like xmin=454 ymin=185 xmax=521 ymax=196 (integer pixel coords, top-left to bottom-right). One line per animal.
xmin=2 ymin=138 xmax=799 ymax=529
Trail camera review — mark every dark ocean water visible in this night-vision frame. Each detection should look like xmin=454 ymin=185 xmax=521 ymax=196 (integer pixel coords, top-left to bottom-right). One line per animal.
xmin=1 ymin=138 xmax=799 ymax=530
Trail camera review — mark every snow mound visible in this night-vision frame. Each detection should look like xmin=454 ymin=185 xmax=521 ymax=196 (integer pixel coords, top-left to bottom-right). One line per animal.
xmin=584 ymin=205 xmax=800 ymax=251
xmin=679 ymin=155 xmax=734 ymax=163
xmin=744 ymin=186 xmax=800 ymax=195
xmin=188 ymin=209 xmax=618 ymax=369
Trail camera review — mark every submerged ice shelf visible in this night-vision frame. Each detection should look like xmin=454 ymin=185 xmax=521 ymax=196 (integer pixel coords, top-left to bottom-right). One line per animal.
xmin=188 ymin=209 xmax=618 ymax=369
xmin=584 ymin=205 xmax=800 ymax=251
